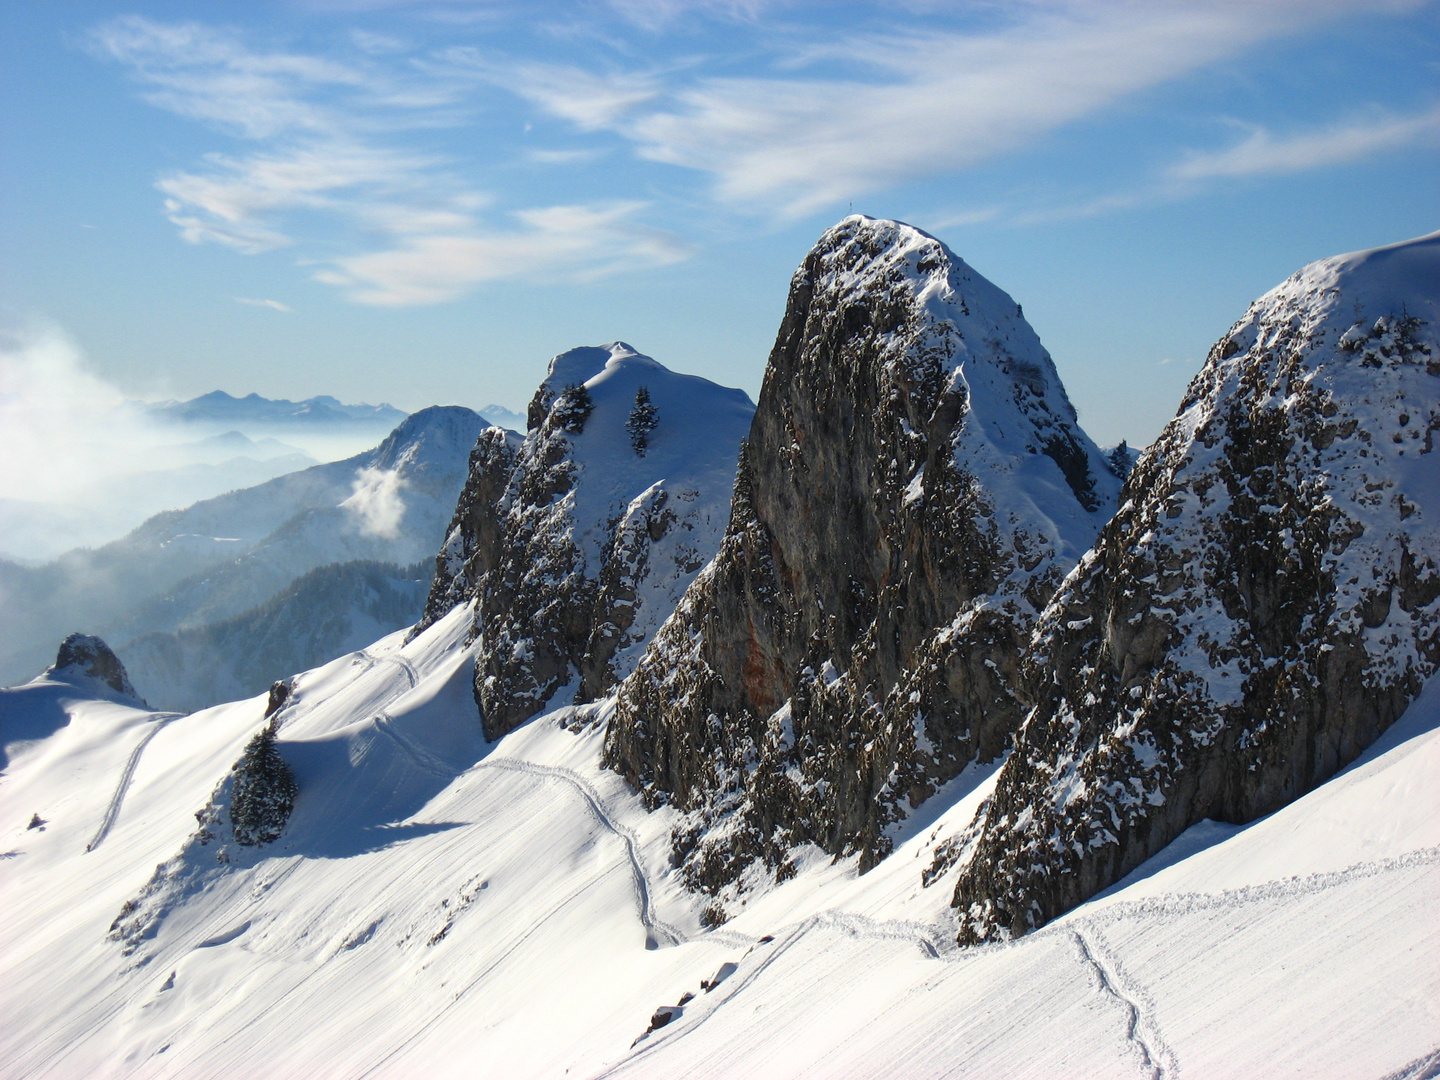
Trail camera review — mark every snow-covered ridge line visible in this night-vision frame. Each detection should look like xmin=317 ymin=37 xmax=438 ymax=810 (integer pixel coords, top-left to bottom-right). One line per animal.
xmin=948 ymin=229 xmax=1440 ymax=942
xmin=414 ymin=341 xmax=754 ymax=740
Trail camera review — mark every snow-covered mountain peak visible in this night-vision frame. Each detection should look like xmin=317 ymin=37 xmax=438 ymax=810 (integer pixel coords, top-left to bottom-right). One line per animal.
xmin=806 ymin=215 xmax=1115 ymax=533
xmin=819 ymin=215 xmax=1052 ymax=362
xmin=946 ymin=230 xmax=1440 ymax=943
xmin=415 ymin=345 xmax=755 ymax=739
xmin=606 ymin=217 xmax=1118 ymax=910
xmin=368 ymin=405 xmax=492 ymax=475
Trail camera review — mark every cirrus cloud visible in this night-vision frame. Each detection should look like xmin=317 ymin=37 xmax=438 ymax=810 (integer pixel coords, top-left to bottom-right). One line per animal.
xmin=90 ymin=15 xmax=689 ymax=304
xmin=1169 ymin=103 xmax=1440 ymax=181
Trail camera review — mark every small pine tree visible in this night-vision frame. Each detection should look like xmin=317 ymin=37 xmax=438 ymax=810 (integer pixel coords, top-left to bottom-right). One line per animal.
xmin=552 ymin=383 xmax=594 ymax=434
xmin=230 ymin=719 xmax=297 ymax=846
xmin=626 ymin=386 xmax=658 ymax=455
xmin=1107 ymin=440 xmax=1133 ymax=481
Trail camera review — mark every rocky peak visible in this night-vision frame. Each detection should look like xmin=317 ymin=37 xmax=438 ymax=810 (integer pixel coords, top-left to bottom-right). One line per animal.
xmin=946 ymin=231 xmax=1440 ymax=944
xmin=604 ymin=216 xmax=1118 ymax=915
xmin=415 ymin=344 xmax=754 ymax=742
xmin=47 ymin=633 xmax=144 ymax=702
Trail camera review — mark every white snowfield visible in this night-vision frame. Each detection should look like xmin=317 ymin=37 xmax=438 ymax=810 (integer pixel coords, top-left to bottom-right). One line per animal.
xmin=2 ymin=601 xmax=1437 ymax=1079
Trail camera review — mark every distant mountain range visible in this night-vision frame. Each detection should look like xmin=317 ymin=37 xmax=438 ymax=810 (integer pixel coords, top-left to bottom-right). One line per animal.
xmin=476 ymin=403 xmax=525 ymax=431
xmin=143 ymin=391 xmax=408 ymax=431
xmin=0 ymin=405 xmax=489 ymax=707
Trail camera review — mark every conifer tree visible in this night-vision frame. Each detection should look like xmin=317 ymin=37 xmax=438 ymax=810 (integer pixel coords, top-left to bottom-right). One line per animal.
xmin=553 ymin=383 xmax=594 ymax=434
xmin=626 ymin=386 xmax=658 ymax=455
xmin=1107 ymin=440 xmax=1133 ymax=481
xmin=230 ymin=719 xmax=298 ymax=846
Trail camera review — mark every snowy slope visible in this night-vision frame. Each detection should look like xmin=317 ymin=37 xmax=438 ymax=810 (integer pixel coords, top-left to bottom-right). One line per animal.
xmin=1 ymin=609 xmax=1436 ymax=1078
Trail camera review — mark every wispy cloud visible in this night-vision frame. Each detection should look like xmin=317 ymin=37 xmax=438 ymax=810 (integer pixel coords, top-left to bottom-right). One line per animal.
xmin=235 ymin=297 xmax=294 ymax=312
xmin=1169 ymin=103 xmax=1440 ymax=180
xmin=440 ymin=49 xmax=662 ymax=130
xmin=500 ymin=0 xmax=1420 ymax=217
xmin=602 ymin=0 xmax=779 ymax=32
xmin=315 ymin=201 xmax=691 ymax=304
xmin=90 ymin=3 xmax=1432 ymax=287
xmin=90 ymin=15 xmax=686 ymax=303
xmin=526 ymin=147 xmax=606 ymax=165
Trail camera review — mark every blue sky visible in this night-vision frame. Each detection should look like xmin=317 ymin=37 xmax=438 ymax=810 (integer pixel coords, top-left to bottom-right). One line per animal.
xmin=2 ymin=0 xmax=1437 ymax=447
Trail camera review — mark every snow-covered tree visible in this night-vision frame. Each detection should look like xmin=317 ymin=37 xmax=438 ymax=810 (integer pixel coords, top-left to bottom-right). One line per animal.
xmin=230 ymin=719 xmax=297 ymax=846
xmin=553 ymin=383 xmax=594 ymax=434
xmin=626 ymin=386 xmax=658 ymax=455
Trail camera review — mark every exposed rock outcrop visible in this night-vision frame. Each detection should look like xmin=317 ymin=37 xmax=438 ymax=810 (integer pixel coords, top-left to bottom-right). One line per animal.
xmin=47 ymin=632 xmax=144 ymax=703
xmin=412 ymin=427 xmax=524 ymax=636
xmin=414 ymin=343 xmax=754 ymax=742
xmin=948 ymin=231 xmax=1440 ymax=943
xmin=604 ymin=217 xmax=1118 ymax=910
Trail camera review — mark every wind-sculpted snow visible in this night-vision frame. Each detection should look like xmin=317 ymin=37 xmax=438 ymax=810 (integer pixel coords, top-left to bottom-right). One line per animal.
xmin=606 ymin=216 xmax=1118 ymax=914
xmin=414 ymin=343 xmax=754 ymax=741
xmin=948 ymin=231 xmax=1440 ymax=943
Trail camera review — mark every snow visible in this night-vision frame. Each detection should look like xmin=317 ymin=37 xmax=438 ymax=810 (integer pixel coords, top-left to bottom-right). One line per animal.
xmin=468 ymin=342 xmax=754 ymax=719
xmin=542 ymin=342 xmax=754 ymax=582
xmin=1 ymin=232 xmax=1434 ymax=1079
xmin=3 ymin=597 xmax=1436 ymax=1077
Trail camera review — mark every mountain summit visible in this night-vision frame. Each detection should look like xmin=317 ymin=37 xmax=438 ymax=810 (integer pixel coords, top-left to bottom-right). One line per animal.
xmin=416 ymin=342 xmax=755 ymax=740
xmin=948 ymin=230 xmax=1440 ymax=942
xmin=606 ymin=216 xmax=1120 ymax=911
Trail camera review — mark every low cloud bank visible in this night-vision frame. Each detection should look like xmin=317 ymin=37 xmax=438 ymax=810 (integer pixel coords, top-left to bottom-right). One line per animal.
xmin=0 ymin=326 xmax=342 ymax=562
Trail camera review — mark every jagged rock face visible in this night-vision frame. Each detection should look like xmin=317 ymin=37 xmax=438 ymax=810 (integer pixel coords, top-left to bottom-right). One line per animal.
xmin=413 ymin=426 xmax=525 ymax=635
xmin=48 ymin=632 xmax=141 ymax=701
xmin=605 ymin=216 xmax=1117 ymax=906
xmin=415 ymin=343 xmax=754 ymax=742
xmin=948 ymin=232 xmax=1440 ymax=944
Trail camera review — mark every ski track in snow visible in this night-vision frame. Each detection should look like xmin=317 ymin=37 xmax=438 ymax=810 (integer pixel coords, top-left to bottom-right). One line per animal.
xmin=48 ymin=666 xmax=1435 ymax=1080
xmin=355 ymin=648 xmax=419 ymax=689
xmin=352 ymin=712 xmax=688 ymax=951
xmin=1072 ymin=927 xmax=1176 ymax=1080
xmin=593 ymin=842 xmax=1440 ymax=1077
xmin=372 ymin=713 xmax=454 ymax=777
xmin=85 ymin=713 xmax=184 ymax=853
xmin=1052 ymin=844 xmax=1440 ymax=932
xmin=589 ymin=919 xmax=813 ymax=1079
xmin=367 ymin=694 xmax=1440 ymax=1080
xmin=477 ymin=757 xmax=686 ymax=950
